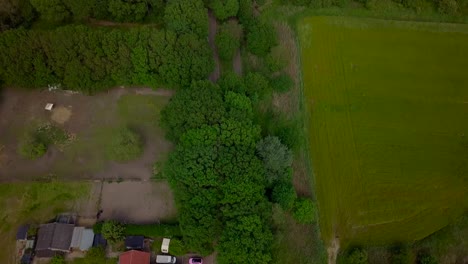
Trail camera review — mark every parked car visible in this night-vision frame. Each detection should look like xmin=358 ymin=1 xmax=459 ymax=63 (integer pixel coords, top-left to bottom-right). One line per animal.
xmin=189 ymin=257 xmax=203 ymax=264
xmin=156 ymin=255 xmax=176 ymax=264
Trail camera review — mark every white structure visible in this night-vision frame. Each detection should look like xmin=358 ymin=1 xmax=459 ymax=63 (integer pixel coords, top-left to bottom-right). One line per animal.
xmin=161 ymin=238 xmax=170 ymax=253
xmin=45 ymin=103 xmax=54 ymax=111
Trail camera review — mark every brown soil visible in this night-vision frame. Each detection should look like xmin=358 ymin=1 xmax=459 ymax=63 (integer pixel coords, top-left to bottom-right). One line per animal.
xmin=0 ymin=87 xmax=172 ymax=182
xmin=99 ymin=181 xmax=177 ymax=223
xmin=51 ymin=106 xmax=72 ymax=124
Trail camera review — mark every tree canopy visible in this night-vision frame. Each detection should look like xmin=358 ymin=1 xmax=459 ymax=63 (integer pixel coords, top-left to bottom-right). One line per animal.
xmin=164 ymin=0 xmax=208 ymax=37
xmin=0 ymin=26 xmax=213 ymax=93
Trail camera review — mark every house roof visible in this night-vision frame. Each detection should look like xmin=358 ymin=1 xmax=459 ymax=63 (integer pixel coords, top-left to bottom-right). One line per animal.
xmin=36 ymin=223 xmax=74 ymax=251
xmin=93 ymin=234 xmax=107 ymax=247
xmin=119 ymin=250 xmax=150 ymax=264
xmin=71 ymin=227 xmax=84 ymax=248
xmin=16 ymin=225 xmax=29 ymax=240
xmin=125 ymin=236 xmax=144 ymax=250
xmin=79 ymin=229 xmax=94 ymax=251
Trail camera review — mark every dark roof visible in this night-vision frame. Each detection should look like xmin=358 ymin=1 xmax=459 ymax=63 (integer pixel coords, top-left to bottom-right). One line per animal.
xmin=125 ymin=236 xmax=144 ymax=250
xmin=20 ymin=253 xmax=33 ymax=264
xmin=16 ymin=225 xmax=29 ymax=240
xmin=36 ymin=223 xmax=74 ymax=251
xmin=35 ymin=249 xmax=54 ymax=258
xmin=92 ymin=234 xmax=107 ymax=247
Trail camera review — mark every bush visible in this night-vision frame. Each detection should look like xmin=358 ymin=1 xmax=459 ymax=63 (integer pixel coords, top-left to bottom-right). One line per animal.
xmin=293 ymin=198 xmax=317 ymax=224
xmin=244 ymin=72 xmax=270 ymax=100
xmin=390 ymin=243 xmax=410 ymax=264
xmin=265 ymin=53 xmax=286 ymax=73
xmin=270 ymin=74 xmax=293 ymax=93
xmin=101 ymin=220 xmax=124 ymax=244
xmin=211 ymin=0 xmax=239 ymax=20
xmin=18 ymin=135 xmax=47 ymax=160
xmin=272 ymin=178 xmax=297 ymax=210
xmin=346 ymin=248 xmax=368 ymax=264
xmin=418 ymin=253 xmax=437 ymax=264
xmin=216 ymin=28 xmax=240 ymax=61
xmin=107 ymin=127 xmax=143 ymax=162
xmin=50 ymin=255 xmax=66 ymax=264
xmin=168 ymin=238 xmax=187 ymax=256
xmin=17 ymin=124 xmax=69 ymax=160
xmin=125 ymin=224 xmax=182 ymax=237
xmin=246 ymin=21 xmax=277 ymax=57
xmin=256 ymin=136 xmax=293 ymax=186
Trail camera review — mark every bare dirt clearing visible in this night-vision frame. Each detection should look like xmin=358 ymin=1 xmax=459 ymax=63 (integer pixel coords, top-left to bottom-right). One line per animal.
xmin=0 ymin=87 xmax=172 ymax=181
xmin=99 ymin=181 xmax=177 ymax=223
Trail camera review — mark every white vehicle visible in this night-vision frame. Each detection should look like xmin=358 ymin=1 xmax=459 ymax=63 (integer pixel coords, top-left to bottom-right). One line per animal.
xmin=161 ymin=238 xmax=170 ymax=253
xmin=156 ymin=255 xmax=176 ymax=264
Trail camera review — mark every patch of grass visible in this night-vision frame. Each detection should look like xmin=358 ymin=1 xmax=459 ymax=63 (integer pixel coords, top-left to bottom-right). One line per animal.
xmin=272 ymin=206 xmax=327 ymax=264
xmin=299 ymin=16 xmax=468 ymax=246
xmin=0 ymin=182 xmax=90 ymax=263
xmin=18 ymin=123 xmax=71 ymax=160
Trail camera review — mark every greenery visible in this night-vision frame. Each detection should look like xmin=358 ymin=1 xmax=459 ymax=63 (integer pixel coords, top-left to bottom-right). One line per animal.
xmin=270 ymin=74 xmax=293 ymax=93
xmin=417 ymin=253 xmax=437 ymax=264
xmin=0 ymin=25 xmax=212 ymax=93
xmin=293 ymin=198 xmax=316 ymax=224
xmin=101 ymin=221 xmax=124 ymax=244
xmin=168 ymin=238 xmax=187 ymax=256
xmin=211 ymin=0 xmax=239 ymax=20
xmin=300 ymin=16 xmax=468 ymax=245
xmin=18 ymin=124 xmax=69 ymax=160
xmin=0 ymin=182 xmax=89 ymax=262
xmin=160 ymin=80 xmax=226 ymax=142
xmin=246 ymin=21 xmax=277 ymax=57
xmin=50 ymin=255 xmax=66 ymax=264
xmin=345 ymin=248 xmax=369 ymax=264
xmin=162 ymin=80 xmax=273 ymax=261
xmin=271 ymin=177 xmax=296 ymax=210
xmin=164 ymin=0 xmax=208 ymax=37
xmin=215 ymin=23 xmax=240 ymax=61
xmin=71 ymin=246 xmax=115 ymax=264
xmin=256 ymin=136 xmax=293 ymax=186
xmin=106 ymin=127 xmax=143 ymax=162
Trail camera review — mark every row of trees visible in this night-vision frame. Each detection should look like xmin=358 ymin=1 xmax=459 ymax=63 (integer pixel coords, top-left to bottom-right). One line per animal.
xmin=0 ymin=25 xmax=213 ymax=93
xmin=162 ymin=80 xmax=276 ymax=263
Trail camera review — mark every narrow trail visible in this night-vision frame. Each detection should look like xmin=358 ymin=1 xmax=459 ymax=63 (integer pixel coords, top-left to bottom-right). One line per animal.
xmin=208 ymin=10 xmax=221 ymax=83
xmin=233 ymin=46 xmax=242 ymax=75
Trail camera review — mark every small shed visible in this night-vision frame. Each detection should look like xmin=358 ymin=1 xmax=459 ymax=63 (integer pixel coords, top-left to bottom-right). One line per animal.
xmin=92 ymin=234 xmax=107 ymax=248
xmin=79 ymin=229 xmax=94 ymax=251
xmin=16 ymin=225 xmax=29 ymax=241
xmin=125 ymin=236 xmax=145 ymax=250
xmin=35 ymin=223 xmax=74 ymax=257
xmin=161 ymin=238 xmax=170 ymax=253
xmin=45 ymin=103 xmax=54 ymax=111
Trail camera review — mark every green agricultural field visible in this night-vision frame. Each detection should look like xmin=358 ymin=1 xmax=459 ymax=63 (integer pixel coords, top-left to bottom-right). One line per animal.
xmin=298 ymin=16 xmax=468 ymax=246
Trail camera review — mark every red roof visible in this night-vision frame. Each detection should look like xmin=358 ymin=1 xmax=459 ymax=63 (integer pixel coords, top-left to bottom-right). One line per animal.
xmin=119 ymin=250 xmax=150 ymax=264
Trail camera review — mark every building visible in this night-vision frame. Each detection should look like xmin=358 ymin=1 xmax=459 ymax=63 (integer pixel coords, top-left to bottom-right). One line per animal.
xmin=119 ymin=250 xmax=150 ymax=264
xmin=35 ymin=223 xmax=74 ymax=257
xmin=125 ymin=236 xmax=145 ymax=250
xmin=70 ymin=227 xmax=95 ymax=251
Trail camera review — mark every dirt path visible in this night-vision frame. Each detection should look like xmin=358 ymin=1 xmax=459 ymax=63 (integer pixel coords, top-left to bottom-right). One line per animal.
xmin=233 ymin=49 xmax=242 ymax=75
xmin=327 ymin=237 xmax=340 ymax=264
xmin=208 ymin=10 xmax=221 ymax=83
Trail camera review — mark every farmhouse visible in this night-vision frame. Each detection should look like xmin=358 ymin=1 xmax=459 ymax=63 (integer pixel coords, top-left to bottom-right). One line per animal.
xmin=36 ymin=223 xmax=74 ymax=257
xmin=119 ymin=250 xmax=150 ymax=264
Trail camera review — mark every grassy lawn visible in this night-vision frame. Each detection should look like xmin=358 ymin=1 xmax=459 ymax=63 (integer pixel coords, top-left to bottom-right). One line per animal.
xmin=298 ymin=16 xmax=468 ymax=246
xmin=0 ymin=182 xmax=90 ymax=263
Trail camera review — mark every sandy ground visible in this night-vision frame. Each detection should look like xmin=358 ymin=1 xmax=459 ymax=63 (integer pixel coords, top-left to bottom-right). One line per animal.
xmin=99 ymin=181 xmax=177 ymax=223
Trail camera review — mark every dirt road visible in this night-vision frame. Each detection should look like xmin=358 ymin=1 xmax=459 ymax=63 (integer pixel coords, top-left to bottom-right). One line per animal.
xmin=208 ymin=10 xmax=220 ymax=83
